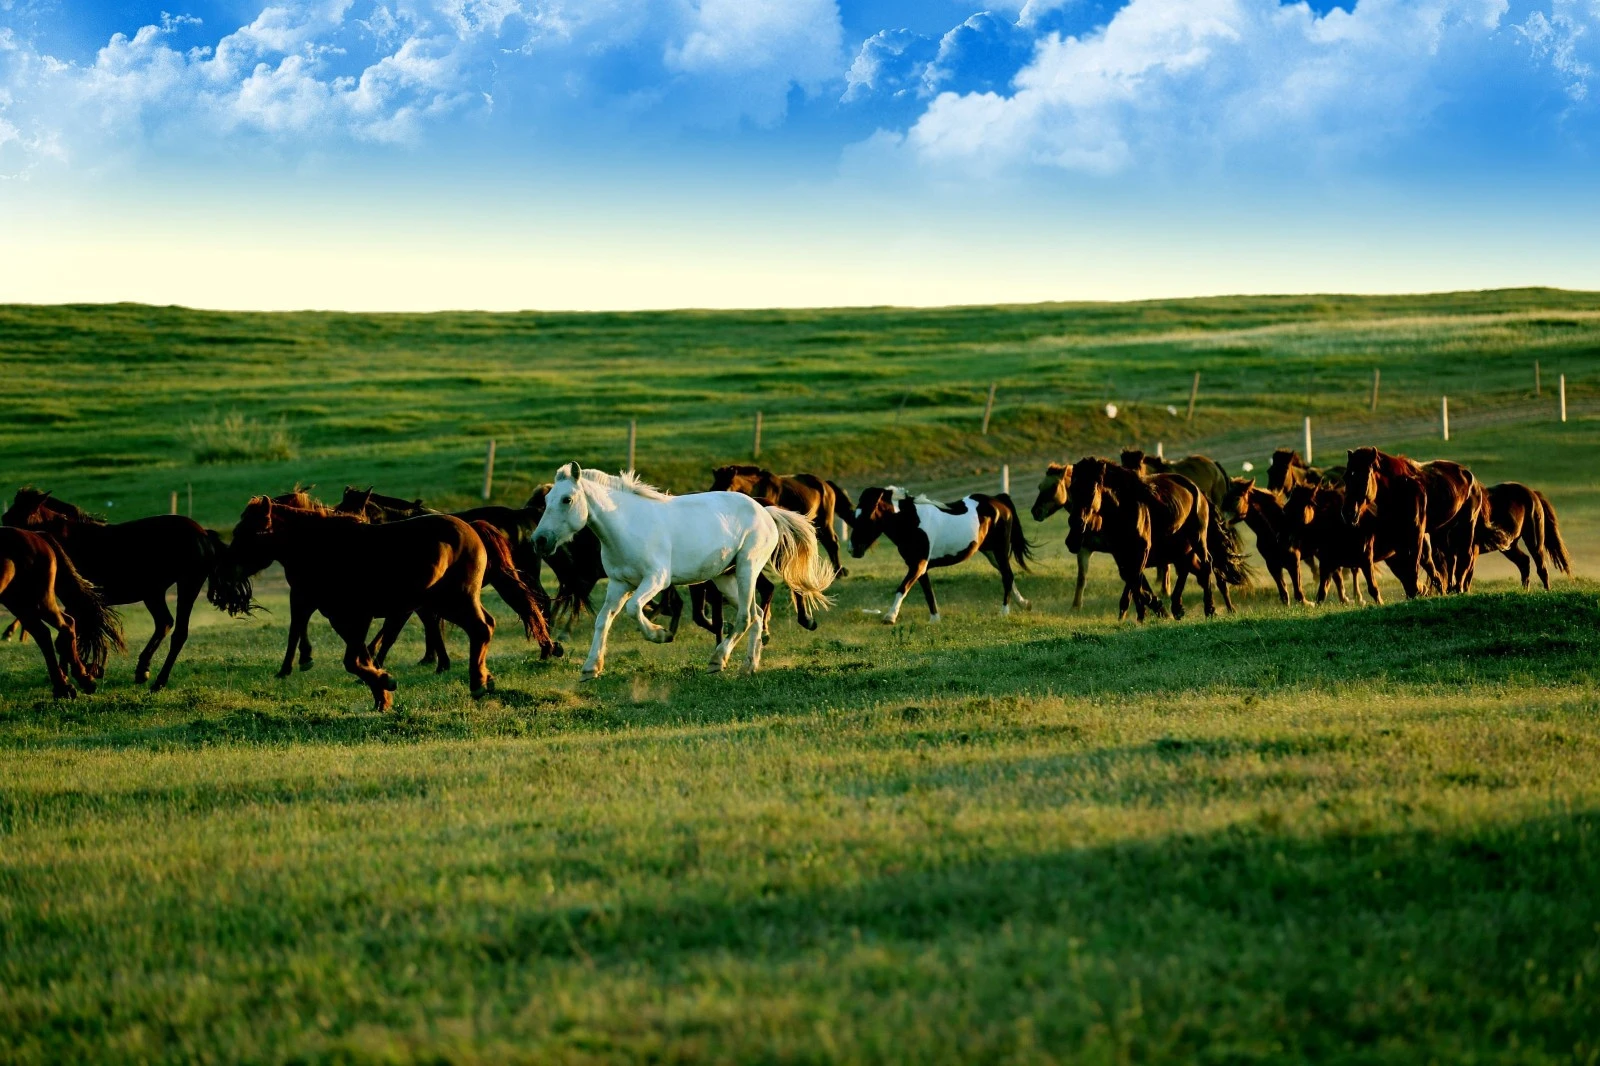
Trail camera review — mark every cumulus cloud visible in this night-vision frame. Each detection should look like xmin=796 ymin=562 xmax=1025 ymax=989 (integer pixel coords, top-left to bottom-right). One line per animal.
xmin=843 ymin=28 xmax=938 ymax=102
xmin=902 ymin=0 xmax=1554 ymax=176
xmin=1518 ymin=0 xmax=1598 ymax=100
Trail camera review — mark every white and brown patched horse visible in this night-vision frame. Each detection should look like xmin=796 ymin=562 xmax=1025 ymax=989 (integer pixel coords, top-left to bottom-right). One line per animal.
xmin=849 ymin=488 xmax=1033 ymax=623
xmin=530 ymin=464 xmax=834 ymax=679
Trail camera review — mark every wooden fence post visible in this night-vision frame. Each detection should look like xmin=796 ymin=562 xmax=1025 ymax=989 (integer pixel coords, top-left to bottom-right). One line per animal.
xmin=1186 ymin=371 xmax=1200 ymax=421
xmin=1156 ymin=441 xmax=1164 ymax=460
xmin=170 ymin=491 xmax=178 ymax=515
xmin=981 ymin=383 xmax=996 ymax=435
xmin=1001 ymin=464 xmax=1010 ymax=494
xmin=187 ymin=482 xmax=193 ymax=518
xmin=752 ymin=412 xmax=763 ymax=459
xmin=1304 ymin=416 xmax=1313 ymax=465
xmin=1536 ymin=361 xmax=1542 ymax=397
xmin=1370 ymin=368 xmax=1380 ymax=412
xmin=1560 ymin=375 xmax=1567 ymax=423
xmin=482 ymin=439 xmax=496 ymax=500
xmin=627 ymin=420 xmax=637 ymax=470
xmin=1441 ymin=397 xmax=1449 ymax=441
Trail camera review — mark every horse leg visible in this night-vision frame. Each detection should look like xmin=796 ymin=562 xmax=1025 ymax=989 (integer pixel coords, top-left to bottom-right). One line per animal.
xmin=1169 ymin=559 xmax=1192 ymax=620
xmin=1315 ymin=556 xmax=1334 ymax=605
xmin=22 ymin=616 xmax=75 ymax=699
xmin=438 ymin=599 xmax=495 ymax=697
xmin=2 ymin=618 xmax=21 ymax=642
xmin=628 ymin=571 xmax=675 ymax=644
xmin=917 ymin=573 xmax=940 ymax=620
xmin=687 ymin=583 xmax=720 ymax=638
xmin=815 ymin=519 xmax=845 ymax=577
xmin=984 ymin=548 xmax=1028 ymax=615
xmin=1288 ymin=554 xmax=1308 ymax=606
xmin=148 ymin=579 xmax=202 ymax=692
xmin=331 ymin=615 xmax=393 ymax=711
xmin=279 ymin=593 xmax=314 ymax=679
xmin=1158 ymin=564 xmax=1171 ymax=599
xmin=1196 ymin=555 xmax=1217 ymax=619
xmin=582 ymin=579 xmax=632 ymax=681
xmin=1361 ymin=559 xmax=1382 ymax=606
xmin=884 ymin=560 xmax=928 ymax=624
xmin=708 ymin=568 xmax=759 ymax=674
xmin=134 ymin=593 xmax=173 ymax=685
xmin=1330 ymin=568 xmax=1348 ymax=604
xmin=1504 ymin=545 xmax=1533 ymax=590
xmin=1073 ymin=549 xmax=1090 ymax=610
xmin=756 ymin=575 xmax=777 ymax=641
xmin=1269 ymin=561 xmax=1289 ymax=606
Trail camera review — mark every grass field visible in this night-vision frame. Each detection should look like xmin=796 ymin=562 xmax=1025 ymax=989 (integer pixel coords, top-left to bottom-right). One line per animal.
xmin=4 ymin=292 xmax=1600 ymax=1062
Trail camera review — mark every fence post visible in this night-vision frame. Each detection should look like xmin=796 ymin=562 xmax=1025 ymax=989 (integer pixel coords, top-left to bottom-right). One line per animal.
xmin=482 ymin=439 xmax=496 ymax=499
xmin=1370 ymin=368 xmax=1380 ymax=412
xmin=170 ymin=491 xmax=178 ymax=515
xmin=1186 ymin=371 xmax=1200 ymax=421
xmin=752 ymin=411 xmax=762 ymax=459
xmin=187 ymin=482 xmax=193 ymax=518
xmin=1304 ymin=417 xmax=1313 ymax=465
xmin=1001 ymin=464 xmax=1010 ymax=494
xmin=1441 ymin=396 xmax=1449 ymax=441
xmin=981 ymin=383 xmax=996 ymax=435
xmin=1536 ymin=361 xmax=1542 ymax=398
xmin=1156 ymin=441 xmax=1164 ymax=460
xmin=627 ymin=420 xmax=637 ymax=470
xmin=1560 ymin=375 xmax=1567 ymax=423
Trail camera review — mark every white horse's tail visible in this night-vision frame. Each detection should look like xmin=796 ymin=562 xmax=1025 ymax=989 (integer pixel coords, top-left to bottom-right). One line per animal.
xmin=765 ymin=505 xmax=835 ymax=614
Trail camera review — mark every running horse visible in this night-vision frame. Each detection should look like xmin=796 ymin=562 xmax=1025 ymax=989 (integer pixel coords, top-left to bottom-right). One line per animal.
xmin=1031 ymin=463 xmax=1118 ymax=610
xmin=210 ymin=497 xmax=561 ymax=710
xmin=1064 ymin=457 xmax=1245 ymax=621
xmin=1342 ymin=448 xmax=1484 ymax=595
xmin=3 ymin=488 xmax=229 ymax=691
xmin=1471 ymin=483 xmax=1572 ymax=591
xmin=0 ymin=527 xmax=123 ymax=697
xmin=709 ymin=466 xmax=853 ymax=575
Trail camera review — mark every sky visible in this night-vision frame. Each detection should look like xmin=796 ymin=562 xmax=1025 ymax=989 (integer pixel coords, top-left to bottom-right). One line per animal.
xmin=1 ymin=0 xmax=1599 ymax=310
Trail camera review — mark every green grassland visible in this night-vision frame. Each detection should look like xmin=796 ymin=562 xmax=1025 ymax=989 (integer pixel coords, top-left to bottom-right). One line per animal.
xmin=4 ymin=292 xmax=1600 ymax=1063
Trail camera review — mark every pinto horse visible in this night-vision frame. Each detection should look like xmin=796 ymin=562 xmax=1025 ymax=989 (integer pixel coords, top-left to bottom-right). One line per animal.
xmin=1472 ymin=483 xmax=1573 ymax=591
xmin=531 ymin=464 xmax=833 ymax=679
xmin=1064 ymin=457 xmax=1244 ymax=621
xmin=210 ymin=497 xmax=560 ymax=709
xmin=849 ymin=488 xmax=1032 ymax=623
xmin=0 ymin=527 xmax=123 ymax=697
xmin=1342 ymin=447 xmax=1483 ymax=595
xmin=3 ymin=488 xmax=229 ymax=691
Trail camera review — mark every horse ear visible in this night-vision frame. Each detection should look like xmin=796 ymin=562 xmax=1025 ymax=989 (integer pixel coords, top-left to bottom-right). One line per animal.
xmin=1245 ymin=477 xmax=1256 ymax=491
xmin=558 ymin=462 xmax=583 ymax=482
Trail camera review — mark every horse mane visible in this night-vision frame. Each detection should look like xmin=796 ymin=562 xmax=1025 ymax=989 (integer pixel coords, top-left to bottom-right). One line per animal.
xmin=1044 ymin=462 xmax=1068 ymax=477
xmin=1098 ymin=460 xmax=1165 ymax=509
xmin=580 ymin=468 xmax=673 ymax=501
xmin=268 ymin=498 xmax=366 ymax=524
xmin=18 ymin=489 xmax=108 ymax=526
xmin=1272 ymin=448 xmax=1304 ymax=466
xmin=716 ymin=464 xmax=764 ymax=478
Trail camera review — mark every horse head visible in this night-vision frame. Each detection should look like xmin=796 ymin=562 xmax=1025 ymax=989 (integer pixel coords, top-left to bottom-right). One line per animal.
xmin=709 ymin=464 xmax=761 ymax=493
xmin=1064 ymin=457 xmax=1107 ymax=554
xmin=1119 ymin=449 xmax=1147 ymax=473
xmin=532 ymin=463 xmax=589 ymax=556
xmin=1267 ymin=449 xmax=1301 ymax=493
xmin=1286 ymin=484 xmax=1319 ymax=533
xmin=2 ymin=487 xmax=52 ymax=528
xmin=1342 ymin=448 xmax=1380 ymax=526
xmin=1031 ymin=464 xmax=1071 ymax=523
xmin=848 ymin=486 xmax=904 ymax=557
xmin=1222 ymin=477 xmax=1255 ymax=521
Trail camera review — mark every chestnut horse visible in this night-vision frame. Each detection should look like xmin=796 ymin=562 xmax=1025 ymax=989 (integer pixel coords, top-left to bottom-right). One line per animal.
xmin=210 ymin=497 xmax=560 ymax=709
xmin=1342 ymin=448 xmax=1483 ymax=595
xmin=1221 ymin=477 xmax=1312 ymax=606
xmin=1120 ymin=450 xmax=1230 ymax=508
xmin=1032 ymin=462 xmax=1163 ymax=610
xmin=1065 ymin=457 xmax=1245 ymax=621
xmin=1284 ymin=483 xmax=1384 ymax=605
xmin=3 ymin=488 xmax=229 ymax=691
xmin=0 ymin=527 xmax=123 ymax=697
xmin=1267 ymin=448 xmax=1345 ymax=494
xmin=709 ymin=466 xmax=853 ymax=575
xmin=1472 ymin=483 xmax=1572 ymax=591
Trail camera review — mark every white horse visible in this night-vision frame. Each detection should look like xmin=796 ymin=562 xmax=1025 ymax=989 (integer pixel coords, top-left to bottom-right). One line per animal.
xmin=530 ymin=463 xmax=834 ymax=679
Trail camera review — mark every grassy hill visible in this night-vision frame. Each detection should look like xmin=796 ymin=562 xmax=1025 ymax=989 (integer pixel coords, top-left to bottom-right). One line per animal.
xmin=3 ymin=291 xmax=1600 ymax=1062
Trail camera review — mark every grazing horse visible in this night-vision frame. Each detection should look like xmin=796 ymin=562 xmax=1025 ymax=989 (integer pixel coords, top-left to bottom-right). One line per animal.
xmin=0 ymin=527 xmax=123 ymax=697
xmin=1065 ymin=457 xmax=1244 ymax=621
xmin=3 ymin=488 xmax=228 ymax=691
xmin=531 ymin=464 xmax=833 ymax=679
xmin=1342 ymin=447 xmax=1482 ymax=594
xmin=1221 ymin=478 xmax=1311 ymax=605
xmin=1473 ymin=483 xmax=1573 ymax=590
xmin=210 ymin=497 xmax=560 ymax=709
xmin=849 ymin=488 xmax=1032 ymax=623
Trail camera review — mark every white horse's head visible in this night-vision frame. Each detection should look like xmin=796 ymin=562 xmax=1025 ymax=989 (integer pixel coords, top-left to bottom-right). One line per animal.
xmin=532 ymin=462 xmax=590 ymax=555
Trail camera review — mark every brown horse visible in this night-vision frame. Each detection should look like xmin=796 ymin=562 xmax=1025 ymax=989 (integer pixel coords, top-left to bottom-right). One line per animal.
xmin=709 ymin=466 xmax=853 ymax=575
xmin=0 ymin=527 xmax=124 ymax=697
xmin=1065 ymin=458 xmax=1245 ymax=621
xmin=1266 ymin=449 xmax=1345 ymax=494
xmin=1120 ymin=450 xmax=1230 ymax=508
xmin=1342 ymin=448 xmax=1483 ymax=594
xmin=3 ymin=488 xmax=229 ymax=691
xmin=210 ymin=497 xmax=560 ymax=709
xmin=1284 ymin=483 xmax=1383 ymax=605
xmin=1472 ymin=483 xmax=1573 ymax=590
xmin=1221 ymin=478 xmax=1311 ymax=605
xmin=1032 ymin=462 xmax=1144 ymax=610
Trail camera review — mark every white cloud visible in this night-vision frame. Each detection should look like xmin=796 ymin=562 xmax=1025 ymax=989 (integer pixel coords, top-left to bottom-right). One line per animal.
xmin=902 ymin=0 xmax=1544 ymax=176
xmin=1518 ymin=0 xmax=1599 ymax=100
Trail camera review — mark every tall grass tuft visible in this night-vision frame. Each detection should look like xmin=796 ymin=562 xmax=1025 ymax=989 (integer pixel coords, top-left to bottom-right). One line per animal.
xmin=183 ymin=411 xmax=298 ymax=464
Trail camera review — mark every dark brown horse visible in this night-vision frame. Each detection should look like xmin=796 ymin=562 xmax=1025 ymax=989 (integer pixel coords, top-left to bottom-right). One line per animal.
xmin=0 ymin=527 xmax=124 ymax=697
xmin=1342 ymin=448 xmax=1483 ymax=595
xmin=1472 ymin=483 xmax=1573 ymax=590
xmin=849 ymin=488 xmax=1032 ymax=622
xmin=1221 ymin=477 xmax=1311 ymax=605
xmin=1266 ymin=449 xmax=1345 ymax=494
xmin=210 ymin=498 xmax=560 ymax=709
xmin=1284 ymin=483 xmax=1383 ymax=605
xmin=1030 ymin=463 xmax=1102 ymax=609
xmin=3 ymin=488 xmax=229 ymax=691
xmin=1065 ymin=458 xmax=1245 ymax=621
xmin=1120 ymin=450 xmax=1230 ymax=508
xmin=709 ymin=466 xmax=853 ymax=575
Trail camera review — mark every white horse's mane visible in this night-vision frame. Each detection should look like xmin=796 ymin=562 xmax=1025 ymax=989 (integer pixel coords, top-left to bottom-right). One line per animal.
xmin=579 ymin=468 xmax=673 ymax=502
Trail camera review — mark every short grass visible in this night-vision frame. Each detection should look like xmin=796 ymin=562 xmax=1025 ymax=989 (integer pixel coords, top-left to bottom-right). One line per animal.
xmin=4 ymin=293 xmax=1600 ymax=1062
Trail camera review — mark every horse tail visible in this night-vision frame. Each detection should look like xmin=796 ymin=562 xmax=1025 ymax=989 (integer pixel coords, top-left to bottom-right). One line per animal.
xmin=994 ymin=493 xmax=1035 ymax=572
xmin=204 ymin=528 xmax=258 ymax=616
xmin=1206 ymin=504 xmax=1251 ymax=587
xmin=472 ymin=521 xmax=562 ymax=658
xmin=765 ymin=506 xmax=835 ymax=614
xmin=827 ymin=481 xmax=855 ymax=526
xmin=1535 ymin=491 xmax=1573 ymax=574
xmin=548 ymin=547 xmax=596 ymax=625
xmin=46 ymin=535 xmax=124 ymax=669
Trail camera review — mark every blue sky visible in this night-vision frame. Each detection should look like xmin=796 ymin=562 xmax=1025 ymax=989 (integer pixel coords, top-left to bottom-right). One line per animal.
xmin=2 ymin=0 xmax=1598 ymax=309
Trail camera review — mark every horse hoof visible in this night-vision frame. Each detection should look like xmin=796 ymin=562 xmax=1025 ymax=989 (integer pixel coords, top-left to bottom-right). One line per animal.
xmin=550 ymin=642 xmax=565 ymax=658
xmin=277 ymin=668 xmax=293 ymax=680
xmin=381 ymin=674 xmax=398 ymax=692
xmin=54 ymin=686 xmax=77 ymax=700
xmin=90 ymin=664 xmax=105 ymax=680
xmin=376 ymin=691 xmax=394 ymax=712
xmin=434 ymin=663 xmax=450 ymax=675
xmin=836 ymin=567 xmax=849 ymax=579
xmin=707 ymin=661 xmax=725 ymax=674
xmin=580 ymin=669 xmax=599 ymax=682
xmin=299 ymin=660 xmax=313 ymax=672
xmin=149 ymin=680 xmax=165 ymax=694
xmin=800 ymin=618 xmax=818 ymax=631
xmin=133 ymin=670 xmax=149 ymax=684
xmin=882 ymin=616 xmax=898 ymax=626
xmin=79 ymin=678 xmax=97 ymax=695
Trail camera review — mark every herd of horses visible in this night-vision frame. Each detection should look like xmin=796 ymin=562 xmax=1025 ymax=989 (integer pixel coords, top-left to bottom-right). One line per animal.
xmin=0 ymin=444 xmax=1572 ymax=706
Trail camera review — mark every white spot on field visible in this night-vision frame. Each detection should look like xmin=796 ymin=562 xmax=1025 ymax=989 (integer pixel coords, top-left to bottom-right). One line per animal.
xmin=1104 ymin=403 xmax=1118 ymax=419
